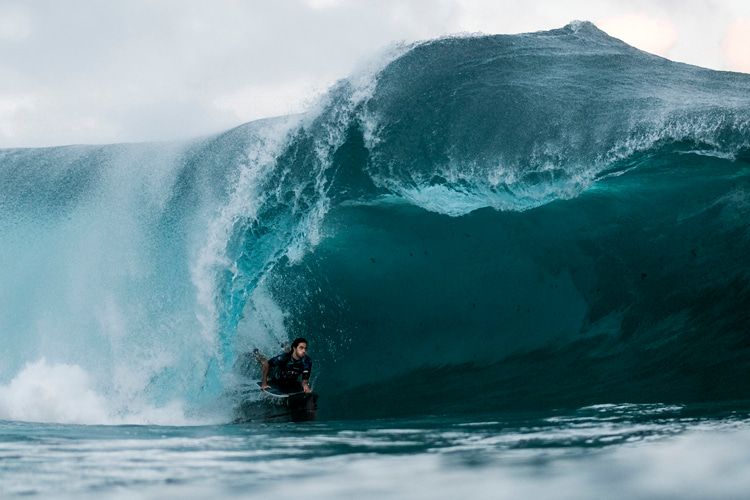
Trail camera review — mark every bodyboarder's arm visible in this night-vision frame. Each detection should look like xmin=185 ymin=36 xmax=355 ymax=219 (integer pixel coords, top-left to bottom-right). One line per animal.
xmin=261 ymin=361 xmax=270 ymax=391
xmin=301 ymin=359 xmax=312 ymax=393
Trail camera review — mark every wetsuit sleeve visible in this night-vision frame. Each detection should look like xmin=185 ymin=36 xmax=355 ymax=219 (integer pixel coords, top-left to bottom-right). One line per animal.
xmin=301 ymin=358 xmax=312 ymax=380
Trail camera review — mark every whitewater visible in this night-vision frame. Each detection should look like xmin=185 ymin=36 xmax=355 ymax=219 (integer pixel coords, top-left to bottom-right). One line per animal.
xmin=2 ymin=22 xmax=750 ymax=498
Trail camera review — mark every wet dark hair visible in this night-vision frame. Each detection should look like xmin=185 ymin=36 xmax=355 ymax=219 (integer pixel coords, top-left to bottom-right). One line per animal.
xmin=291 ymin=337 xmax=308 ymax=350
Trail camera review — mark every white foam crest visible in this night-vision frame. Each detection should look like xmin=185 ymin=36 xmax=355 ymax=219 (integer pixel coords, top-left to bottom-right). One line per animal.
xmin=286 ymin=43 xmax=413 ymax=261
xmin=375 ymin=158 xmax=598 ymax=216
xmin=199 ymin=44 xmax=408 ymax=274
xmin=370 ymin=105 xmax=749 ymax=218
xmin=0 ymin=359 xmax=223 ymax=426
xmin=606 ymin=109 xmax=750 ymax=163
xmin=191 ymin=117 xmax=301 ymax=359
xmin=189 ymin=45 xmax=409 ymax=379
xmin=0 ymin=359 xmax=110 ymax=425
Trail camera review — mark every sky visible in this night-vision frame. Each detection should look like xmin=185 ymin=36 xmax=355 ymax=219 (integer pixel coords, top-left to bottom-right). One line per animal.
xmin=0 ymin=0 xmax=749 ymax=148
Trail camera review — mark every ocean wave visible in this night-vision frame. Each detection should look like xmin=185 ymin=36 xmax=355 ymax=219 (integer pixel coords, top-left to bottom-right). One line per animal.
xmin=1 ymin=22 xmax=750 ymax=423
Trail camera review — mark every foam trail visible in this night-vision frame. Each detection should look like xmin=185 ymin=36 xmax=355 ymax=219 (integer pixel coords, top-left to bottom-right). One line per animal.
xmin=0 ymin=359 xmax=206 ymax=425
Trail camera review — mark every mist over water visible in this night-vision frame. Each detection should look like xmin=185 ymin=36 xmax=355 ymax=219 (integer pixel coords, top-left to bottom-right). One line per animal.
xmin=1 ymin=21 xmax=750 ymax=499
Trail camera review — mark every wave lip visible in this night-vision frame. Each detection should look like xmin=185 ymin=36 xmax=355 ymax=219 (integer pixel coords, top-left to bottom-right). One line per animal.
xmin=352 ymin=21 xmax=750 ymax=216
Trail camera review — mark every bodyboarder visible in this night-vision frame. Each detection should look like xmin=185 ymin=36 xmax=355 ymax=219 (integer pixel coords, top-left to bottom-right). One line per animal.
xmin=254 ymin=338 xmax=313 ymax=394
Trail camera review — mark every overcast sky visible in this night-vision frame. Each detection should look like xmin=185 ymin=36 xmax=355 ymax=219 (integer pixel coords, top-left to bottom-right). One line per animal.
xmin=1 ymin=0 xmax=749 ymax=148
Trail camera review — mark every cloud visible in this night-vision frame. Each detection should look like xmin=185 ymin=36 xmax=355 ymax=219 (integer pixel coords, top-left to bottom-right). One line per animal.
xmin=305 ymin=0 xmax=348 ymax=8
xmin=596 ymin=12 xmax=678 ymax=57
xmin=722 ymin=18 xmax=750 ymax=73
xmin=0 ymin=0 xmax=456 ymax=148
xmin=0 ymin=95 xmax=38 ymax=139
xmin=0 ymin=6 xmax=32 ymax=41
xmin=0 ymin=1 xmax=746 ymax=148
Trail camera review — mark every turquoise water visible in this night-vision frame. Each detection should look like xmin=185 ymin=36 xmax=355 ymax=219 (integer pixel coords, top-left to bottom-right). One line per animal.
xmin=4 ymin=404 xmax=750 ymax=499
xmin=2 ymin=22 xmax=750 ymax=498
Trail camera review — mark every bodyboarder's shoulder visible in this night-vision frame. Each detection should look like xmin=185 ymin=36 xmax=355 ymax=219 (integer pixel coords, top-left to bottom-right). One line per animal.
xmin=268 ymin=352 xmax=291 ymax=366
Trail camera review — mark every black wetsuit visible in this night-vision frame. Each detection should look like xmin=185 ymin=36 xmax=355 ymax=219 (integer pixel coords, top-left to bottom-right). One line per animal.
xmin=267 ymin=352 xmax=312 ymax=393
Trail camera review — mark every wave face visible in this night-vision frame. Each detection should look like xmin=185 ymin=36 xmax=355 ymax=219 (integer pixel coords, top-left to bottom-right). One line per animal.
xmin=2 ymin=22 xmax=750 ymax=423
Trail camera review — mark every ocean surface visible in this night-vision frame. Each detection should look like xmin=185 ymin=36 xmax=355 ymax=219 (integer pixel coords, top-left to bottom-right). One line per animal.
xmin=2 ymin=22 xmax=750 ymax=498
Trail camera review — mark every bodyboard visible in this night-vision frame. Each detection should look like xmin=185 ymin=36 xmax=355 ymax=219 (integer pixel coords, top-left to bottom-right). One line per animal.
xmin=257 ymin=381 xmax=306 ymax=398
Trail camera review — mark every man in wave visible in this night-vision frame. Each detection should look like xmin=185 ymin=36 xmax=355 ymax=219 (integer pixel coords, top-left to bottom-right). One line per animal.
xmin=256 ymin=338 xmax=313 ymax=394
